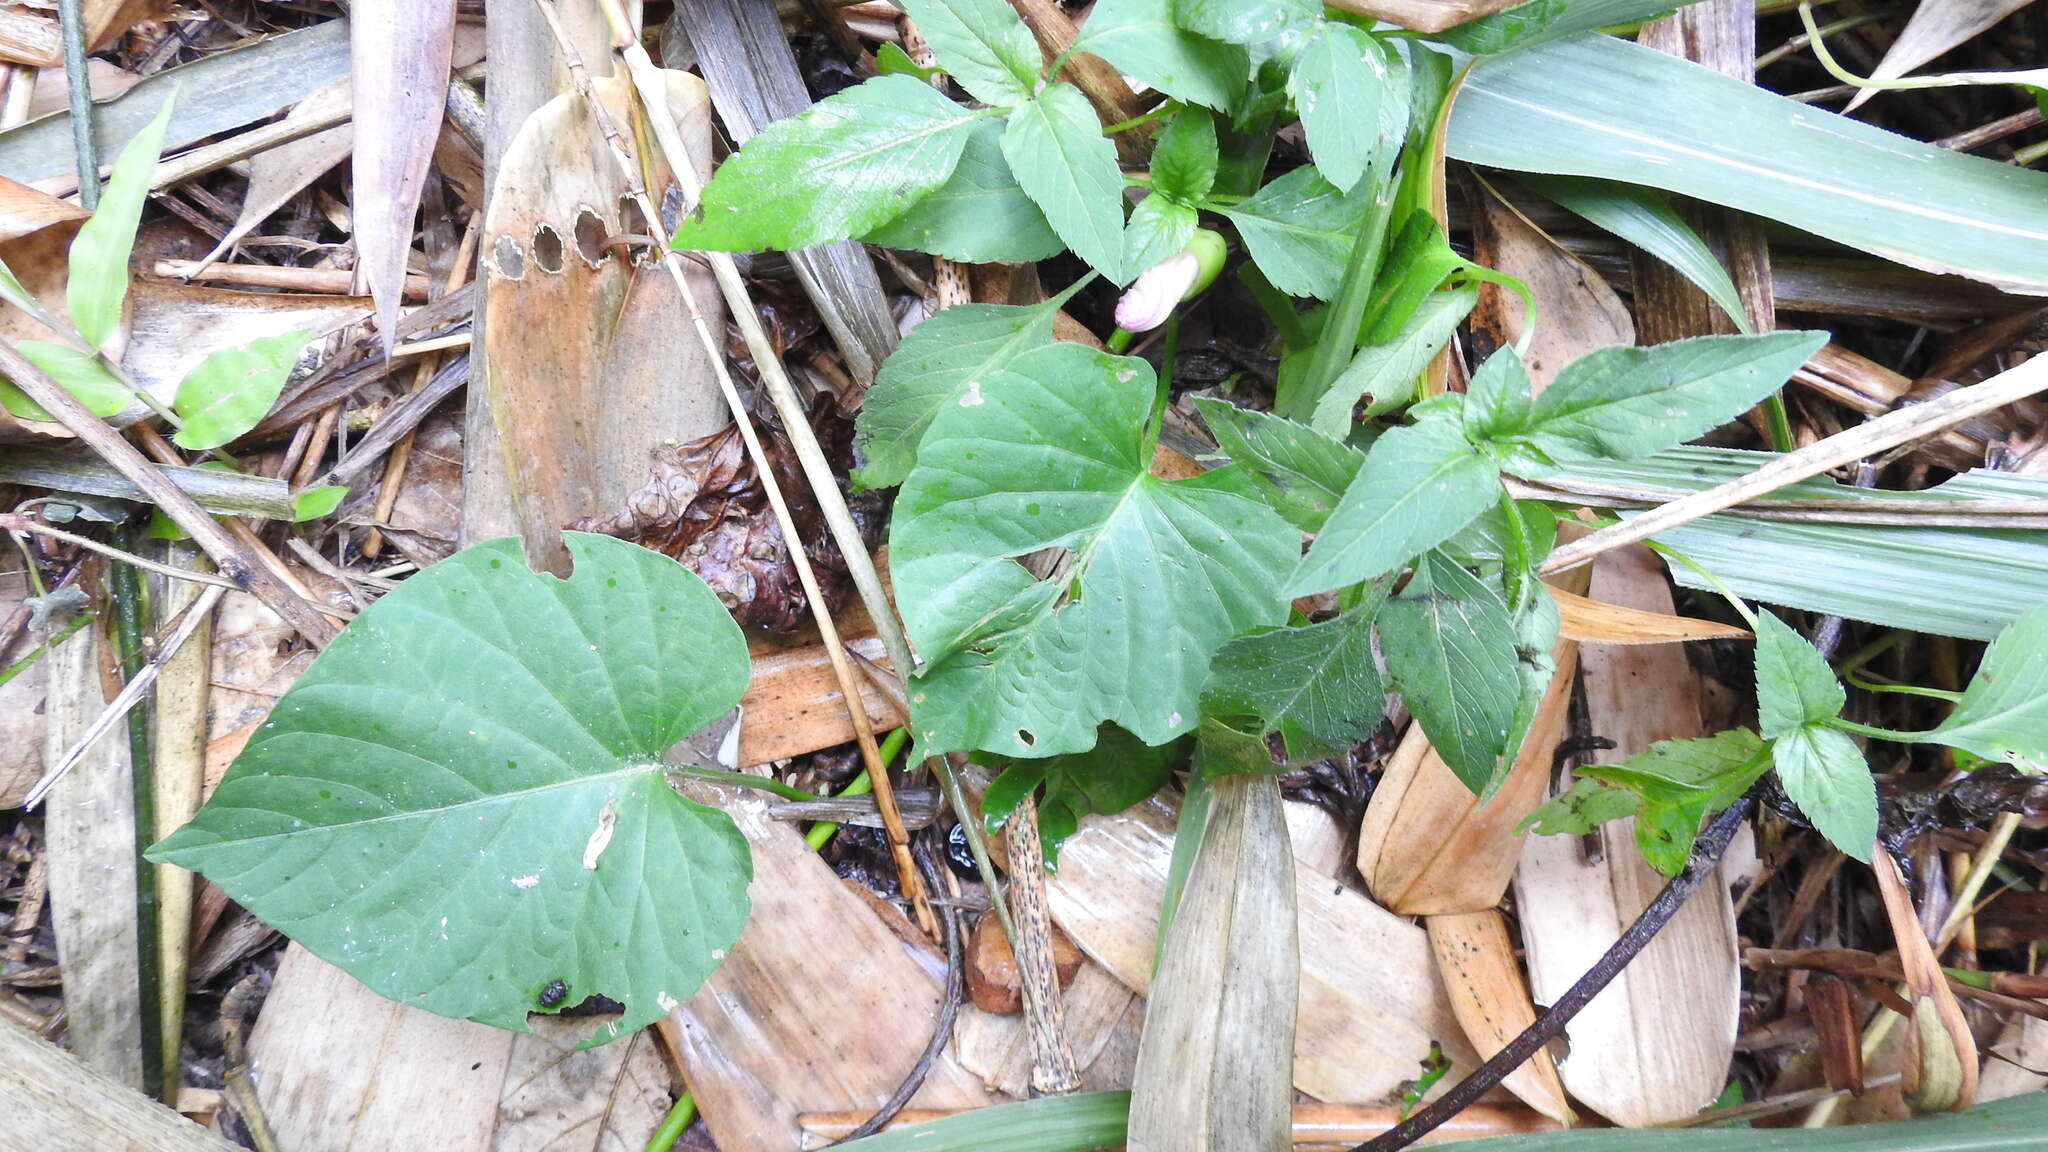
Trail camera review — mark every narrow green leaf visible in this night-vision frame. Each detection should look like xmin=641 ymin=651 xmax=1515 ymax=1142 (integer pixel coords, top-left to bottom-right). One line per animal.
xmin=1288 ymin=413 xmax=1500 ymax=596
xmin=898 ymin=0 xmax=1041 ymax=107
xmin=671 ymin=76 xmax=982 ymax=253
xmin=1926 ymin=603 xmax=2048 ymax=769
xmin=0 ymin=254 xmax=60 ymax=329
xmin=892 ymin=342 xmax=1295 ymax=758
xmin=1180 ymin=0 xmax=1318 ymax=45
xmin=1753 ymin=610 xmax=1846 ymax=739
xmin=1121 ymin=194 xmax=1198 ymax=278
xmin=1150 ymin=108 xmax=1219 ymax=205
xmin=1202 ymin=606 xmax=1383 ymax=761
xmin=1522 ymin=778 xmax=1641 ymax=837
xmin=149 ymin=533 xmax=755 ymax=1042
xmin=853 ymin=282 xmax=1083 ymax=489
xmin=171 ymin=330 xmax=314 ymax=450
xmin=1222 ymin=165 xmax=1377 ymax=299
xmin=1 ymin=340 xmax=133 ymax=421
xmin=863 ymin=118 xmax=1063 ymax=264
xmin=1302 ymin=287 xmax=1477 ymax=432
xmin=1450 ymin=33 xmax=2048 ymax=295
xmin=290 ymin=484 xmax=348 ymax=522
xmin=1288 ymin=22 xmax=1388 ymax=192
xmin=1772 ymin=726 xmax=1876 ymax=863
xmin=1193 ymin=397 xmax=1364 ymax=533
xmin=1072 ymin=0 xmax=1248 ymax=111
xmin=1500 ymin=331 xmax=1827 ymax=469
xmin=1380 ymin=552 xmax=1521 ymax=793
xmin=68 ymin=94 xmax=176 ymax=351
xmin=1463 ymin=347 xmax=1535 ymax=444
xmin=1003 ymin=83 xmax=1128 ymax=281
xmin=1519 ymin=173 xmax=1750 ymax=333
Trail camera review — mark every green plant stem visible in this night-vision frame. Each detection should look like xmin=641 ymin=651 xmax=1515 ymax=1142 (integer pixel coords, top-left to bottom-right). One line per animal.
xmin=644 ymin=1089 xmax=696 ymax=1152
xmin=665 ymin=763 xmax=820 ymax=803
xmin=0 ymin=610 xmax=92 ymax=690
xmin=58 ymin=0 xmax=98 ymax=211
xmin=806 ymin=726 xmax=907 ymax=850
xmin=2016 ymin=138 xmax=2048 ymax=167
xmin=1143 ymin=315 xmax=1177 ymax=453
xmin=1298 ymin=181 xmax=1397 ymax=402
xmin=111 ymin=525 xmax=162 ymax=1099
xmin=1840 ymin=671 xmax=1964 ymax=703
xmin=1763 ymin=393 xmax=1795 ymax=454
xmin=1101 ymin=101 xmax=1177 ymax=136
xmin=1106 ymin=327 xmax=1134 ymax=353
xmin=1823 ymin=716 xmax=1923 ymax=743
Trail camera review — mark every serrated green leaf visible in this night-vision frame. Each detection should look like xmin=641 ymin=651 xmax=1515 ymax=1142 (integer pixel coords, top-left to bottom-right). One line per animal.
xmin=876 ymin=42 xmax=944 ymax=82
xmin=1004 ymin=83 xmax=1128 ymax=281
xmin=898 ymin=0 xmax=1041 ymax=107
xmin=69 ymin=94 xmax=175 ymax=350
xmin=1121 ymin=194 xmax=1198 ymax=278
xmin=1072 ymin=0 xmax=1248 ymax=111
xmin=1497 ymin=331 xmax=1827 ymax=469
xmin=290 ymin=484 xmax=348 ymax=522
xmin=1180 ymin=0 xmax=1318 ymax=45
xmin=1193 ymin=397 xmax=1363 ymax=533
xmin=1288 ymin=414 xmax=1501 ymax=596
xmin=1151 ymin=109 xmax=1218 ymax=205
xmin=892 ymin=342 xmax=1295 ymax=758
xmin=863 ymin=118 xmax=1063 ymax=263
xmin=1303 ymin=287 xmax=1477 ymax=432
xmin=1464 ymin=347 xmax=1535 ymax=444
xmin=1579 ymin=729 xmax=1771 ymax=875
xmin=1433 ymin=0 xmax=1570 ymax=55
xmin=1772 ymin=725 xmax=1876 ymax=863
xmin=1924 ymin=603 xmax=2048 ymax=769
xmin=149 ymin=533 xmax=754 ymax=1042
xmin=1 ymin=340 xmax=133 ymax=421
xmin=1288 ymin=22 xmax=1388 ymax=192
xmin=1202 ymin=606 xmax=1382 ymax=761
xmin=1754 ymin=610 xmax=1845 ymax=739
xmin=1443 ymin=496 xmax=1557 ymax=571
xmin=670 ymin=76 xmax=983 ymax=253
xmin=1519 ymin=173 xmax=1749 ymax=333
xmin=853 ymin=283 xmax=1083 ymax=490
xmin=1522 ymin=777 xmax=1641 ymax=837
xmin=1222 ymin=165 xmax=1376 ymax=300
xmin=1380 ymin=551 xmax=1520 ymax=793
xmin=171 ymin=330 xmax=313 ymax=450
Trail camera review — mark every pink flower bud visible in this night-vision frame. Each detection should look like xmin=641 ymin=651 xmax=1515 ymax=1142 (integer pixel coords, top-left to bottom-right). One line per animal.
xmin=1114 ymin=249 xmax=1200 ymax=333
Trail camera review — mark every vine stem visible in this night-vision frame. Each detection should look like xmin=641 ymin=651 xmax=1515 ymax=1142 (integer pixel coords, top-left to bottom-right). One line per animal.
xmin=1357 ymin=797 xmax=1753 ymax=1152
xmin=531 ymin=0 xmax=934 ymax=936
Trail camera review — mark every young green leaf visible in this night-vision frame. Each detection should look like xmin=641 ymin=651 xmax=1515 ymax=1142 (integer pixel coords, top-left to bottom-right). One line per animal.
xmin=68 ymin=94 xmax=176 ymax=350
xmin=290 ymin=484 xmax=348 ymax=522
xmin=876 ymin=42 xmax=945 ymax=82
xmin=670 ymin=76 xmax=983 ymax=253
xmin=1753 ymin=610 xmax=1846 ymax=739
xmin=1288 ymin=21 xmax=1388 ymax=192
xmin=984 ymin=726 xmax=1186 ymax=861
xmin=0 ymin=254 xmax=64 ymax=332
xmin=1494 ymin=331 xmax=1827 ymax=470
xmin=1518 ymin=173 xmax=1750 ymax=333
xmin=1121 ymin=194 xmax=1199 ymax=279
xmin=1150 ymin=109 xmax=1219 ymax=205
xmin=1303 ymin=286 xmax=1478 ymax=432
xmin=1003 ymin=82 xmax=1129 ymax=281
xmin=1924 ymin=603 xmax=2048 ymax=769
xmin=1463 ymin=347 xmax=1535 ymax=444
xmin=1222 ymin=165 xmax=1377 ymax=300
xmin=1434 ymin=0 xmax=1571 ymax=54
xmin=1772 ymin=726 xmax=1877 ymax=863
xmin=897 ymin=0 xmax=1041 ymax=107
xmin=0 ymin=340 xmax=134 ymax=421
xmin=1072 ymin=0 xmax=1249 ymax=111
xmin=863 ymin=119 xmax=1063 ymax=264
xmin=1522 ymin=777 xmax=1641 ymax=837
xmin=891 ymin=342 xmax=1295 ymax=758
xmin=1180 ymin=0 xmax=1318 ymax=45
xmin=1288 ymin=412 xmax=1500 ymax=596
xmin=1379 ymin=551 xmax=1521 ymax=793
xmin=1202 ymin=606 xmax=1383 ymax=761
xmin=1194 ymin=397 xmax=1363 ymax=532
xmin=853 ymin=283 xmax=1084 ymax=489
xmin=149 ymin=533 xmax=754 ymax=1042
xmin=1579 ymin=729 xmax=1772 ymax=875
xmin=171 ymin=329 xmax=314 ymax=450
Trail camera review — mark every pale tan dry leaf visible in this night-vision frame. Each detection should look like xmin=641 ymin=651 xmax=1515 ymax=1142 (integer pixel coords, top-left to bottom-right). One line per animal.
xmin=0 ymin=174 xmax=86 ymax=243
xmin=1129 ymin=774 xmax=1295 ymax=1152
xmin=202 ymin=78 xmax=354 ymax=267
xmin=1426 ymin=911 xmax=1573 ymax=1125
xmin=1872 ymin=848 xmax=1980 ymax=1111
xmin=1551 ymin=585 xmax=1751 ymax=645
xmin=351 ymin=0 xmax=457 ymax=354
xmin=1851 ymin=0 xmax=2037 ymax=111
xmin=493 ymin=1015 xmax=670 ymax=1152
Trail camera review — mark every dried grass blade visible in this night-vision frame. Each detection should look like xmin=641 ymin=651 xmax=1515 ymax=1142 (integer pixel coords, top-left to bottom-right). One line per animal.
xmin=350 ymin=0 xmax=455 ymax=355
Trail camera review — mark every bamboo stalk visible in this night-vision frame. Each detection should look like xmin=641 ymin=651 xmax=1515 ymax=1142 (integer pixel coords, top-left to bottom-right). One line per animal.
xmin=150 ymin=545 xmax=211 ymax=1106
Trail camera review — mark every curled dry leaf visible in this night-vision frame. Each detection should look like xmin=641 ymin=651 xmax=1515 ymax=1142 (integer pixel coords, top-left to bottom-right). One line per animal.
xmin=1550 ymin=585 xmax=1751 ymax=645
xmin=0 ymin=175 xmax=88 ymax=244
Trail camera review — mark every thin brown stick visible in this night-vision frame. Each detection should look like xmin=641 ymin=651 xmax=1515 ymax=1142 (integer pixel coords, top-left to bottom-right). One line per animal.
xmin=533 ymin=0 xmax=935 ymax=937
xmin=1001 ymin=795 xmax=1082 ymax=1095
xmin=0 ymin=341 xmax=337 ymax=645
xmin=1540 ymin=355 xmax=2048 ymax=575
xmin=153 ymin=260 xmax=429 ymax=299
xmin=0 ymin=517 xmax=242 ymax=591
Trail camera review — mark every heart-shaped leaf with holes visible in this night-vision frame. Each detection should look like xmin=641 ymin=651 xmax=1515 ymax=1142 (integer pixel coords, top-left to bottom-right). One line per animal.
xmin=149 ymin=532 xmax=752 ymax=1045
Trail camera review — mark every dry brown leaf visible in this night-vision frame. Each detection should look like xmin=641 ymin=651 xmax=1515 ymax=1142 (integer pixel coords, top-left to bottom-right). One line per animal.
xmin=0 ymin=174 xmax=86 ymax=243
xmin=1551 ymin=585 xmax=1751 ymax=645
xmin=1129 ymin=774 xmax=1295 ymax=1152
xmin=1872 ymin=848 xmax=1980 ymax=1111
xmin=0 ymin=552 xmax=45 ymax=807
xmin=351 ymin=0 xmax=457 ymax=353
xmin=1426 ymin=911 xmax=1573 ymax=1125
xmin=203 ymin=78 xmax=354 ymax=267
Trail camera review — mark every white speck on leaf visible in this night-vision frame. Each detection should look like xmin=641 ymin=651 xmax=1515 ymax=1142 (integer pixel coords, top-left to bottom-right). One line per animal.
xmin=960 ymin=379 xmax=984 ymax=406
xmin=510 ymin=874 xmax=540 ymax=890
xmin=583 ymin=801 xmax=618 ymax=870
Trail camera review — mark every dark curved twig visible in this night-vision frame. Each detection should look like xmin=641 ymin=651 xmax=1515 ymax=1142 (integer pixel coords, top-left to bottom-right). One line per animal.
xmin=830 ymin=834 xmax=964 ymax=1145
xmin=1358 ymin=796 xmax=1755 ymax=1152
